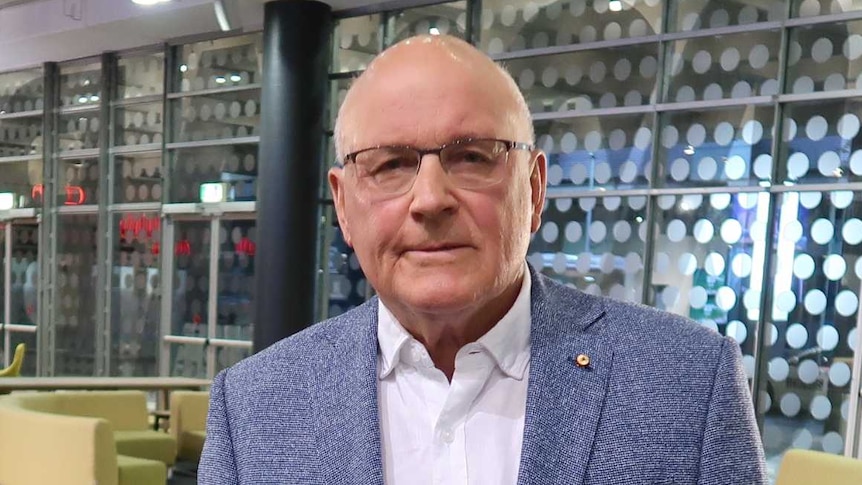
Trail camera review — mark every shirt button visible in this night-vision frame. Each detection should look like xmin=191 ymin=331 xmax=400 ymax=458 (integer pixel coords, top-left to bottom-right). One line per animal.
xmin=441 ymin=429 xmax=454 ymax=443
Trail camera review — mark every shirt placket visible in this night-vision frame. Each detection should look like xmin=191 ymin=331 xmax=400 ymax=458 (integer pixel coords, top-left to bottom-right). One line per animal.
xmin=433 ymin=347 xmax=495 ymax=485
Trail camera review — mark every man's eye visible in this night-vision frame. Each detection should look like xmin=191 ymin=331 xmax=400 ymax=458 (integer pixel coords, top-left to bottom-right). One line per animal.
xmin=372 ymin=157 xmax=413 ymax=173
xmin=452 ymin=149 xmax=493 ymax=164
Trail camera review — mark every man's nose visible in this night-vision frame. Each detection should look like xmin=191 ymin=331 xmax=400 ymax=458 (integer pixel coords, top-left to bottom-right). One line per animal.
xmin=408 ymin=154 xmax=458 ymax=217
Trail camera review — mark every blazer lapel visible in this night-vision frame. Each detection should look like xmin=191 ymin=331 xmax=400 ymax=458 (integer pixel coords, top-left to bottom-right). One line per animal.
xmin=517 ymin=272 xmax=613 ymax=485
xmin=310 ymin=299 xmax=384 ymax=485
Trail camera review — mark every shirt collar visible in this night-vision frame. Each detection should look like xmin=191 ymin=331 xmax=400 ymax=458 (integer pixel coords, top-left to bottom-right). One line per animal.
xmin=377 ymin=266 xmax=532 ymax=380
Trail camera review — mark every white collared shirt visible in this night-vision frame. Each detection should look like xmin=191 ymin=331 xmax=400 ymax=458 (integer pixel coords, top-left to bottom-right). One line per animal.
xmin=377 ymin=270 xmax=531 ymax=485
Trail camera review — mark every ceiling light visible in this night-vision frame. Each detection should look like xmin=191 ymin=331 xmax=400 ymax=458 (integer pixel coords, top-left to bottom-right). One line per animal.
xmin=90 ymin=95 xmax=99 ymax=102
xmin=683 ymin=145 xmax=695 ymax=155
xmin=429 ymin=27 xmax=440 ymax=35
xmin=0 ymin=193 xmax=15 ymax=211
xmin=215 ymin=76 xmax=226 ymax=84
xmin=229 ymin=74 xmax=241 ymax=83
xmin=179 ymin=64 xmax=188 ymax=73
xmin=77 ymin=96 xmax=88 ymax=104
xmin=132 ymin=0 xmax=171 ymax=5
xmin=609 ymin=0 xmax=623 ymax=12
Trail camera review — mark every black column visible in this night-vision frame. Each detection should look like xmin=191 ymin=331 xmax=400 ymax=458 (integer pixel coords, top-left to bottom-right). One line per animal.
xmin=254 ymin=0 xmax=332 ymax=352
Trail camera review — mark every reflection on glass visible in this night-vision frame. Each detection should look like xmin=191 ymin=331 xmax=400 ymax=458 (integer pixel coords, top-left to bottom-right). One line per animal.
xmin=328 ymin=78 xmax=350 ymax=130
xmin=171 ymin=90 xmax=259 ymax=143
xmin=8 ymin=222 xmax=39 ymax=330
xmin=114 ymin=102 xmax=163 ymax=147
xmin=170 ymin=220 xmax=210 ymax=338
xmin=786 ymin=21 xmax=862 ymax=94
xmin=170 ymin=342 xmax=205 ymax=378
xmin=658 ymin=106 xmax=775 ymax=187
xmin=793 ymin=0 xmax=862 ymax=18
xmin=115 ymin=153 xmax=163 ymax=204
xmin=327 ymin=224 xmax=368 ymax=319
xmin=216 ymin=219 xmax=255 ymax=341
xmin=174 ymin=34 xmax=262 ymax=93
xmin=168 ymin=145 xmax=257 ymax=203
xmin=781 ymin=99 xmax=862 ymax=184
xmin=649 ymin=192 xmax=769 ymax=347
xmin=0 ymin=68 xmax=43 ymax=114
xmin=505 ymin=44 xmax=658 ymax=113
xmin=529 ymin=195 xmax=646 ymax=301
xmin=0 ymin=160 xmax=42 ymax=209
xmin=216 ymin=346 xmax=251 ymax=374
xmin=59 ymin=62 xmax=101 ymax=108
xmin=388 ymin=1 xmax=467 ymax=45
xmin=118 ymin=53 xmax=164 ymax=99
xmin=0 ymin=115 xmax=43 ymax=158
xmin=57 ymin=159 xmax=99 ymax=206
xmin=55 ymin=214 xmax=98 ymax=376
xmin=534 ymin=113 xmax=653 ymax=191
xmin=333 ymin=15 xmax=381 ymax=73
xmin=669 ymin=0 xmax=784 ymax=32
xmin=664 ymin=31 xmax=781 ymax=103
xmin=111 ymin=212 xmax=160 ymax=376
xmin=479 ymin=0 xmax=661 ymax=54
xmin=58 ymin=112 xmax=100 ymax=151
xmin=759 ymin=191 xmax=861 ymax=464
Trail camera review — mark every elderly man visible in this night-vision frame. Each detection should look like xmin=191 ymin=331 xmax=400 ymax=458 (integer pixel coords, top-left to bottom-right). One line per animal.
xmin=199 ymin=35 xmax=766 ymax=484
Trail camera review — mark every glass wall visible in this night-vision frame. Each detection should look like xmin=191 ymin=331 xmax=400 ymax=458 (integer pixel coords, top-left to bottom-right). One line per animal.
xmin=327 ymin=0 xmax=862 ymax=478
xmin=0 ymin=0 xmax=859 ymax=478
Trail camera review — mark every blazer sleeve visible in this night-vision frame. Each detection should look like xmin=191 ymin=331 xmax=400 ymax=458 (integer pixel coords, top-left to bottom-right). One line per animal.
xmin=198 ymin=369 xmax=240 ymax=485
xmin=697 ymin=337 xmax=767 ymax=485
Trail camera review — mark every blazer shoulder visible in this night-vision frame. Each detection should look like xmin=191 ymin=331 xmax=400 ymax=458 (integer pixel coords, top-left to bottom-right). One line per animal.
xmin=222 ymin=300 xmax=376 ymax=387
xmin=542 ymin=276 xmax=726 ymax=350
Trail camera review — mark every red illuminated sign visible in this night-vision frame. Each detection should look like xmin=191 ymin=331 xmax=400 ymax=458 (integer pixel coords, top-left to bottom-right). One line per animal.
xmin=30 ymin=184 xmax=87 ymax=205
xmin=235 ymin=237 xmax=256 ymax=256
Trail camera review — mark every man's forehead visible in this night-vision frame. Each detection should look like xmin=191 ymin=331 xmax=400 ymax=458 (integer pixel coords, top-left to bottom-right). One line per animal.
xmin=336 ymin=34 xmax=531 ymax=155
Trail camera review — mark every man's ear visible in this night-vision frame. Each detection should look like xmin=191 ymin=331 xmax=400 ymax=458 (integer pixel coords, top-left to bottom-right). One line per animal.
xmin=529 ymin=150 xmax=547 ymax=233
xmin=328 ymin=167 xmax=353 ymax=247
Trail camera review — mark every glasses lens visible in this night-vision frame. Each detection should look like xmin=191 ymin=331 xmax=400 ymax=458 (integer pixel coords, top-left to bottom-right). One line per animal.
xmin=353 ymin=146 xmax=419 ymax=195
xmin=441 ymin=139 xmax=508 ymax=189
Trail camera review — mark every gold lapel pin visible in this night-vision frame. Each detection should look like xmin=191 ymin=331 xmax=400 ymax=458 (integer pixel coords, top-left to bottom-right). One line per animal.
xmin=575 ymin=353 xmax=591 ymax=368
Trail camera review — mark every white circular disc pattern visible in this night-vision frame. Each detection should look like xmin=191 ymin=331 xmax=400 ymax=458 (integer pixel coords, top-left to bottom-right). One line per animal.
xmin=769 ymin=357 xmax=790 ymax=381
xmin=811 ymin=218 xmax=835 ymax=245
xmin=823 ymin=432 xmax=844 ymax=454
xmin=798 ymin=359 xmax=820 ymax=384
xmin=811 ymin=38 xmax=834 ymax=63
xmin=786 ymin=152 xmax=810 ymax=180
xmin=805 ymin=289 xmax=828 ymax=315
xmin=810 ymin=395 xmax=832 ymax=420
xmin=726 ymin=321 xmax=747 ymax=344
xmin=842 ymin=219 xmax=862 ymax=244
xmin=823 ymin=255 xmax=847 ymax=281
xmin=667 ymin=219 xmax=686 ymax=242
xmin=689 ymin=286 xmax=708 ymax=309
xmin=830 ymin=362 xmax=852 ymax=387
xmin=793 ymin=254 xmax=816 ymax=280
xmin=693 ymin=219 xmax=715 ymax=243
xmin=806 ymin=115 xmax=829 ymax=141
xmin=720 ymin=219 xmax=743 ymax=244
xmin=786 ymin=323 xmax=808 ymax=348
xmin=732 ymin=253 xmax=753 ymax=278
xmin=817 ymin=325 xmax=840 ymax=351
xmin=720 ymin=47 xmax=740 ymax=71
xmin=704 ymin=252 xmax=725 ymax=276
xmin=835 ymin=290 xmax=859 ymax=317
xmin=780 ymin=393 xmax=801 ymax=417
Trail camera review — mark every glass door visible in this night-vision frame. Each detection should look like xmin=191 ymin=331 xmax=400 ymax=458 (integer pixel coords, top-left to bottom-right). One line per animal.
xmin=160 ymin=211 xmax=254 ymax=379
xmin=0 ymin=213 xmax=39 ymax=375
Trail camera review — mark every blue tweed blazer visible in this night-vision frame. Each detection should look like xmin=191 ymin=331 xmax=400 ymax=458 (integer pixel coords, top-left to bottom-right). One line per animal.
xmin=199 ymin=268 xmax=767 ymax=484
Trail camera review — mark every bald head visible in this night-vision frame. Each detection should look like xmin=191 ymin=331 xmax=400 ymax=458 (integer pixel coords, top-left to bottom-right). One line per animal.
xmin=334 ymin=35 xmax=533 ymax=161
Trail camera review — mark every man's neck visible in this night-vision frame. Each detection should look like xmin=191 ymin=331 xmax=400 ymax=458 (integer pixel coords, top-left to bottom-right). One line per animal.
xmin=382 ymin=274 xmax=524 ymax=381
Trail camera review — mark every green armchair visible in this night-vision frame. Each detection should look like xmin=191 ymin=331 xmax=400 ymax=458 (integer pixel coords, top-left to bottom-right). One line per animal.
xmin=0 ymin=343 xmax=25 ymax=377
